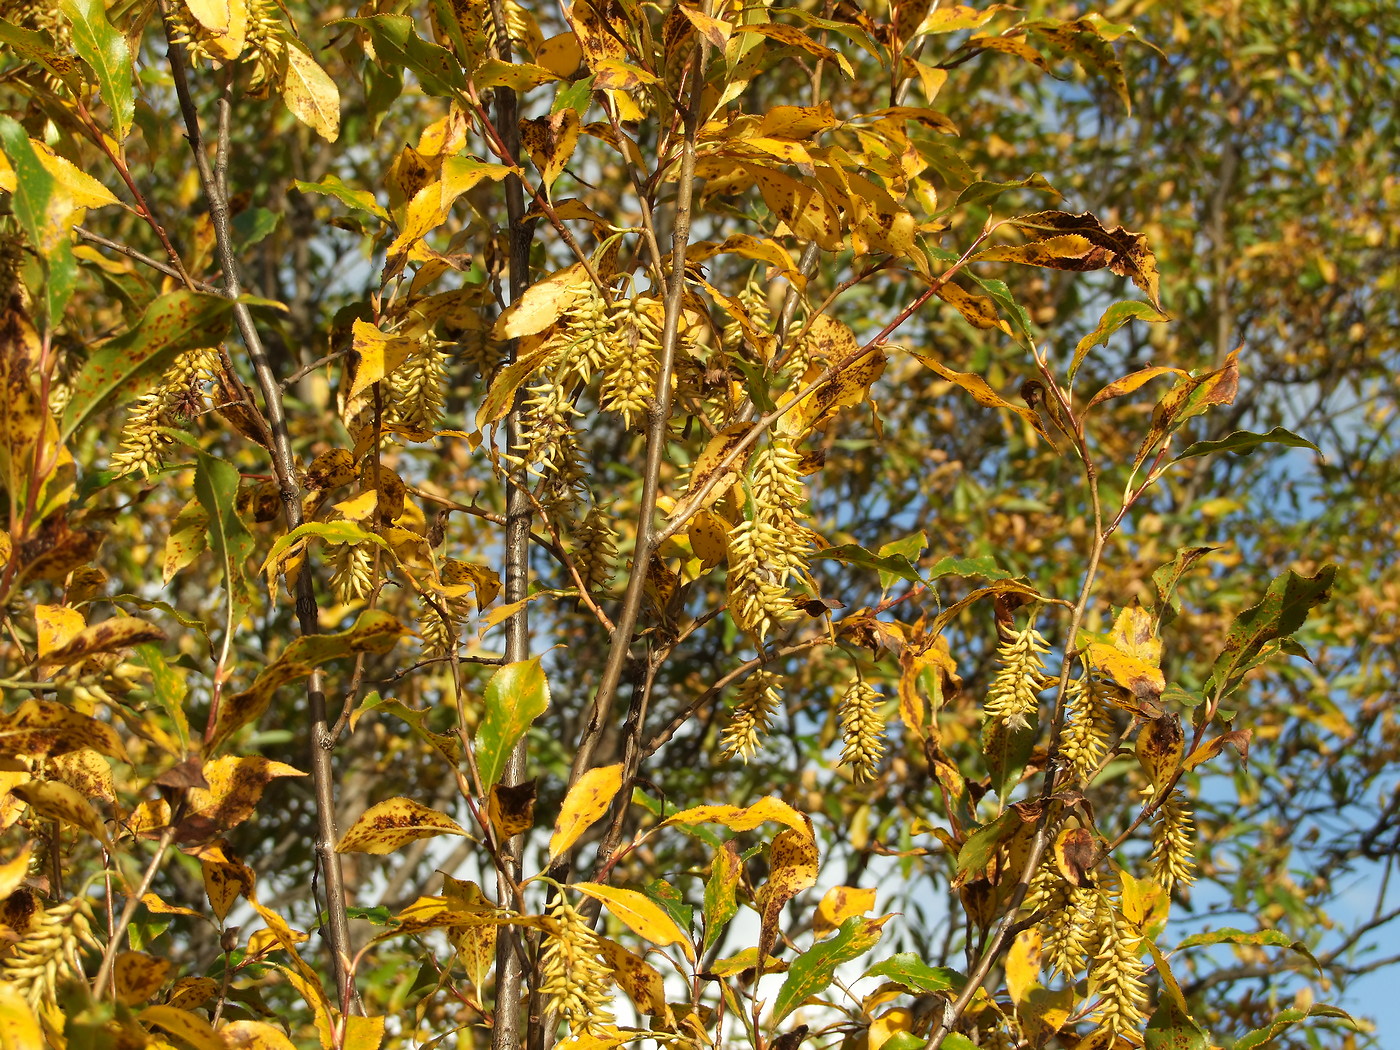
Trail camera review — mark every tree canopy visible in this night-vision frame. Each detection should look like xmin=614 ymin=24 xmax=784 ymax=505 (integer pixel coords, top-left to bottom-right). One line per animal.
xmin=0 ymin=0 xmax=1396 ymax=1048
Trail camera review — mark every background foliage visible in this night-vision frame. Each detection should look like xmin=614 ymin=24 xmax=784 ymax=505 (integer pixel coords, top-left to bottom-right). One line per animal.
xmin=0 ymin=0 xmax=1395 ymax=1048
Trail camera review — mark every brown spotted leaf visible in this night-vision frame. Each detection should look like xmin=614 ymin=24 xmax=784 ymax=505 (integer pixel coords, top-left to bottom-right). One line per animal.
xmin=1008 ymin=211 xmax=1161 ymax=310
xmin=209 ymin=610 xmax=405 ymax=751
xmin=38 ymin=616 xmax=165 ymax=668
xmin=175 ymin=757 xmax=306 ymax=844
xmin=12 ymin=780 xmax=109 ymax=844
xmin=596 ymin=936 xmax=667 ymax=1015
xmin=549 ymin=763 xmax=624 ymax=862
xmin=194 ymin=840 xmax=256 ymax=922
xmin=759 ymin=828 xmax=820 ymax=959
xmin=488 ymin=779 xmax=537 ymax=841
xmin=520 ymin=109 xmax=581 ymax=193
xmin=0 ymin=699 xmax=127 ymax=761
xmin=60 ymin=291 xmax=233 ymax=440
xmin=338 ymin=797 xmax=468 ymax=854
xmin=1135 ymin=714 xmax=1184 ymax=791
xmin=113 ymin=951 xmax=172 ymax=1007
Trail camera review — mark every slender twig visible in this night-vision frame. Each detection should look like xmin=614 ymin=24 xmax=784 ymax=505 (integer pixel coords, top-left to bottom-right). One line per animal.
xmin=73 ymin=227 xmax=219 ymax=291
xmin=485 ymin=3 xmax=536 ymax=1047
xmin=93 ymin=825 xmax=177 ymax=997
xmin=163 ymin=15 xmax=357 ymax=1015
xmin=564 ymin=35 xmax=707 ymax=796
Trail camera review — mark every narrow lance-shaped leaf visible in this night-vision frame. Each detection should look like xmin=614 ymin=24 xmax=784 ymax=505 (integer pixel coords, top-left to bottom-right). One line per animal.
xmin=474 ymin=656 xmax=551 ymax=790
xmin=1172 ymin=426 xmax=1321 ymax=463
xmin=1207 ymin=565 xmax=1336 ymax=702
xmin=773 ymin=915 xmax=890 ymax=1022
xmin=59 ymin=0 xmax=133 ymax=142
xmin=549 ymin=763 xmax=624 ymax=862
xmin=192 ymin=451 xmax=255 ymax=642
xmin=61 ymin=291 xmax=234 ymax=439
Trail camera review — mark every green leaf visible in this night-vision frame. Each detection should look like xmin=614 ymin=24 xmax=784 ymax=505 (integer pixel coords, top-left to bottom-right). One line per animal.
xmin=925 ymin=555 xmax=1013 ymax=582
xmin=876 ymin=532 xmax=925 ymax=589
xmin=702 ymin=844 xmax=741 ymax=954
xmin=0 ymin=116 xmax=59 ymax=257
xmin=59 ymin=0 xmax=133 ymax=141
xmin=0 ymin=21 xmax=82 ymax=86
xmin=947 ymin=173 xmax=1058 ymax=215
xmin=263 ymin=520 xmax=391 ymax=577
xmin=1207 ymin=565 xmax=1337 ymax=702
xmin=813 ymin=543 xmax=923 ymax=585
xmin=1173 ymin=427 xmax=1321 ymax=463
xmin=955 ymin=811 xmax=1018 ymax=880
xmin=209 ymin=610 xmax=406 ymax=751
xmin=1233 ymin=1005 xmax=1356 ymax=1050
xmin=773 ymin=915 xmax=889 ymax=1022
xmin=1070 ymin=300 xmax=1169 ymax=381
xmin=553 ymin=77 xmax=593 ymax=116
xmin=336 ymin=15 xmax=466 ymax=98
xmin=111 ymin=594 xmax=210 ymax=651
xmin=982 ymin=716 xmax=1036 ymax=804
xmin=862 ymin=953 xmax=965 ymax=994
xmin=192 ymin=452 xmax=256 ymax=637
xmin=131 ymin=642 xmax=190 ymax=752
xmin=1173 ymin=927 xmax=1320 ymax=970
xmin=294 ymin=175 xmax=390 ymax=220
xmin=474 ymin=656 xmax=550 ymax=790
xmin=60 ymin=291 xmax=234 ymax=439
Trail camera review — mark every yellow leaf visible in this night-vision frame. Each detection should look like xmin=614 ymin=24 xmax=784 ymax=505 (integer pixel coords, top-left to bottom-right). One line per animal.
xmin=1109 ymin=604 xmax=1162 ymax=667
xmin=349 ymin=320 xmax=419 ymax=401
xmin=1004 ymin=927 xmax=1042 ymax=1007
xmin=12 ymin=780 xmax=108 ymax=844
xmin=334 ymin=489 xmax=380 ymax=522
xmin=812 ymin=885 xmax=876 ymax=938
xmin=686 ymin=511 xmax=729 ymax=570
xmin=220 ymin=1020 xmax=298 ymax=1050
xmin=0 ymin=984 xmax=42 ymax=1050
xmin=1085 ymin=642 xmax=1165 ymax=699
xmin=140 ymin=892 xmax=202 ymax=918
xmin=664 ymin=797 xmax=814 ymax=842
xmin=115 ymin=951 xmax=172 ymax=1006
xmin=343 ymin=1015 xmax=387 ymax=1050
xmin=32 ymin=139 xmax=121 ymax=209
xmin=1135 ymin=714 xmax=1184 ymax=791
xmin=34 ymin=604 xmax=84 ymax=663
xmin=337 ymin=797 xmax=468 ymax=854
xmin=573 ymin=883 xmax=695 ymax=962
xmin=491 ymin=262 xmax=592 ymax=340
xmin=281 ymin=39 xmax=339 ymax=142
xmin=549 ymin=763 xmax=624 ymax=862
xmin=139 ymin=1005 xmax=226 ymax=1050
xmin=0 ymin=846 xmax=32 ymax=900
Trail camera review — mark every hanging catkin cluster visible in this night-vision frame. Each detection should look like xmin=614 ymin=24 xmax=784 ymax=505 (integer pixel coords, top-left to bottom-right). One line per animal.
xmin=726 ymin=440 xmax=810 ymax=641
xmin=329 ymin=542 xmax=375 ymax=605
xmin=1087 ymin=889 xmax=1149 ymax=1034
xmin=0 ymin=893 xmax=101 ymax=1007
xmin=110 ymin=348 xmax=219 ymax=477
xmin=720 ymin=670 xmax=782 ymax=762
xmin=984 ymin=620 xmax=1052 ymax=730
xmin=1148 ymin=788 xmax=1197 ymax=892
xmin=166 ymin=0 xmax=288 ymax=94
xmin=386 ymin=338 xmax=449 ymax=430
xmin=416 ymin=560 xmax=479 ymax=657
xmin=838 ymin=678 xmax=886 ymax=782
xmin=599 ymin=297 xmax=661 ymax=429
xmin=569 ymin=503 xmax=618 ymax=594
xmin=1060 ymin=672 xmax=1115 ymax=783
xmin=540 ymin=895 xmax=614 ymax=1037
xmin=724 ymin=275 xmax=772 ymax=356
xmin=1041 ymin=880 xmax=1099 ymax=980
